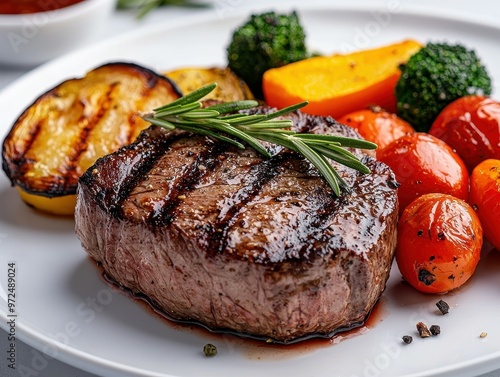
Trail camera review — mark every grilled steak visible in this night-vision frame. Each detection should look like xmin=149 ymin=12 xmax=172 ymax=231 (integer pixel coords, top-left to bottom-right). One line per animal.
xmin=75 ymin=108 xmax=399 ymax=343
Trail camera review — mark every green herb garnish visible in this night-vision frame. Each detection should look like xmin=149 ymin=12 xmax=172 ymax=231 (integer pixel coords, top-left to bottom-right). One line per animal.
xmin=117 ymin=0 xmax=209 ymax=19
xmin=141 ymin=83 xmax=376 ymax=196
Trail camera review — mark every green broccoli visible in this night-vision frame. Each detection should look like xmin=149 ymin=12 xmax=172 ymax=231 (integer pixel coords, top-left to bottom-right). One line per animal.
xmin=395 ymin=42 xmax=492 ymax=132
xmin=227 ymin=11 xmax=308 ymax=99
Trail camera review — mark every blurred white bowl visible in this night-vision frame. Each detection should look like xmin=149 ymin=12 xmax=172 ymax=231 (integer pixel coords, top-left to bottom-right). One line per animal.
xmin=0 ymin=0 xmax=115 ymax=67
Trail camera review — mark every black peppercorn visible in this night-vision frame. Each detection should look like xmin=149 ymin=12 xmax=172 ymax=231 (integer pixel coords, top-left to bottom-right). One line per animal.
xmin=436 ymin=299 xmax=449 ymax=315
xmin=402 ymin=335 xmax=413 ymax=344
xmin=430 ymin=325 xmax=441 ymax=335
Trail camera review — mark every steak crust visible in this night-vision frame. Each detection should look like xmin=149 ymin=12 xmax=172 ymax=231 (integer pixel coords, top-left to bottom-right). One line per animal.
xmin=75 ymin=109 xmax=399 ymax=342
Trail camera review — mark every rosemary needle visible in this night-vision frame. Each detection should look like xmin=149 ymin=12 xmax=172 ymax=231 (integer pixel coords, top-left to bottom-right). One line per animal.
xmin=141 ymin=83 xmax=377 ymax=196
xmin=117 ymin=0 xmax=210 ymax=19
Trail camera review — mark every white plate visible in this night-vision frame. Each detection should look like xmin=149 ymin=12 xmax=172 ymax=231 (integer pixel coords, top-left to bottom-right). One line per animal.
xmin=1 ymin=4 xmax=500 ymax=377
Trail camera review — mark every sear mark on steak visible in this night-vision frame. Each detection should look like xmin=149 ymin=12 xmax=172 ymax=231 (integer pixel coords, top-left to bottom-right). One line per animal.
xmin=75 ymin=107 xmax=399 ymax=343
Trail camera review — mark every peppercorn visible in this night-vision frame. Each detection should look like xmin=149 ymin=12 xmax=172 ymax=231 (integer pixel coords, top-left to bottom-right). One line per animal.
xmin=436 ymin=299 xmax=449 ymax=315
xmin=430 ymin=325 xmax=441 ymax=335
xmin=416 ymin=322 xmax=431 ymax=338
xmin=203 ymin=343 xmax=217 ymax=357
xmin=402 ymin=335 xmax=413 ymax=344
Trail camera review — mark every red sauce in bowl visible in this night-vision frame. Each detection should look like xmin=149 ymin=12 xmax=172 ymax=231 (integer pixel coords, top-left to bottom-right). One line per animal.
xmin=0 ymin=0 xmax=86 ymax=15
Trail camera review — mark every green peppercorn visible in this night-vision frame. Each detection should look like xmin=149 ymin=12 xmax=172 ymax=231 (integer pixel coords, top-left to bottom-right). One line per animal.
xmin=203 ymin=343 xmax=217 ymax=357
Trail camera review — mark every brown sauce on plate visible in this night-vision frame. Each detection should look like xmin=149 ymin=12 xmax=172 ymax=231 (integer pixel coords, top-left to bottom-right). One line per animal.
xmin=0 ymin=0 xmax=85 ymax=15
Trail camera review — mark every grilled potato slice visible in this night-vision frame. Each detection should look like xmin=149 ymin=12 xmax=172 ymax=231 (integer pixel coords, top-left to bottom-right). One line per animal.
xmin=165 ymin=67 xmax=254 ymax=102
xmin=2 ymin=62 xmax=181 ymax=215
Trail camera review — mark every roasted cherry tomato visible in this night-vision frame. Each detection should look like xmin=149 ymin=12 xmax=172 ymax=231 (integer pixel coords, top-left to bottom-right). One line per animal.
xmin=338 ymin=107 xmax=414 ymax=157
xmin=429 ymin=95 xmax=500 ymax=172
xmin=378 ymin=133 xmax=469 ymax=214
xmin=470 ymin=159 xmax=500 ymax=251
xmin=396 ymin=193 xmax=483 ymax=294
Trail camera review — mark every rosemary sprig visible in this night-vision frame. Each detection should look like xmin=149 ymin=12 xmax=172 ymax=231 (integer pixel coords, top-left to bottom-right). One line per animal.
xmin=117 ymin=0 xmax=210 ymax=19
xmin=141 ymin=83 xmax=377 ymax=196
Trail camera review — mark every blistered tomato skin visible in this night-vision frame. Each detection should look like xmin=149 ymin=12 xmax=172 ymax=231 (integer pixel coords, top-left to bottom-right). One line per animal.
xmin=378 ymin=133 xmax=469 ymax=214
xmin=338 ymin=108 xmax=414 ymax=156
xmin=396 ymin=193 xmax=483 ymax=294
xmin=470 ymin=159 xmax=500 ymax=250
xmin=429 ymin=95 xmax=500 ymax=172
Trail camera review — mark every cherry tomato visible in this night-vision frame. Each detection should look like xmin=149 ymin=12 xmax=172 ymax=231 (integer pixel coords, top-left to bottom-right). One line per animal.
xmin=429 ymin=95 xmax=500 ymax=172
xmin=378 ymin=133 xmax=469 ymax=214
xmin=338 ymin=107 xmax=414 ymax=157
xmin=396 ymin=193 xmax=483 ymax=294
xmin=470 ymin=159 xmax=500 ymax=251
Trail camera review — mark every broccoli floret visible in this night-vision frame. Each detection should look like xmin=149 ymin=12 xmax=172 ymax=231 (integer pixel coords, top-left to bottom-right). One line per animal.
xmin=227 ymin=11 xmax=308 ymax=99
xmin=395 ymin=42 xmax=492 ymax=132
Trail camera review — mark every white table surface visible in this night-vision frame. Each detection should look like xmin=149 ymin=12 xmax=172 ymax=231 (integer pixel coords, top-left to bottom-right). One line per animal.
xmin=1 ymin=1 xmax=500 ymax=376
